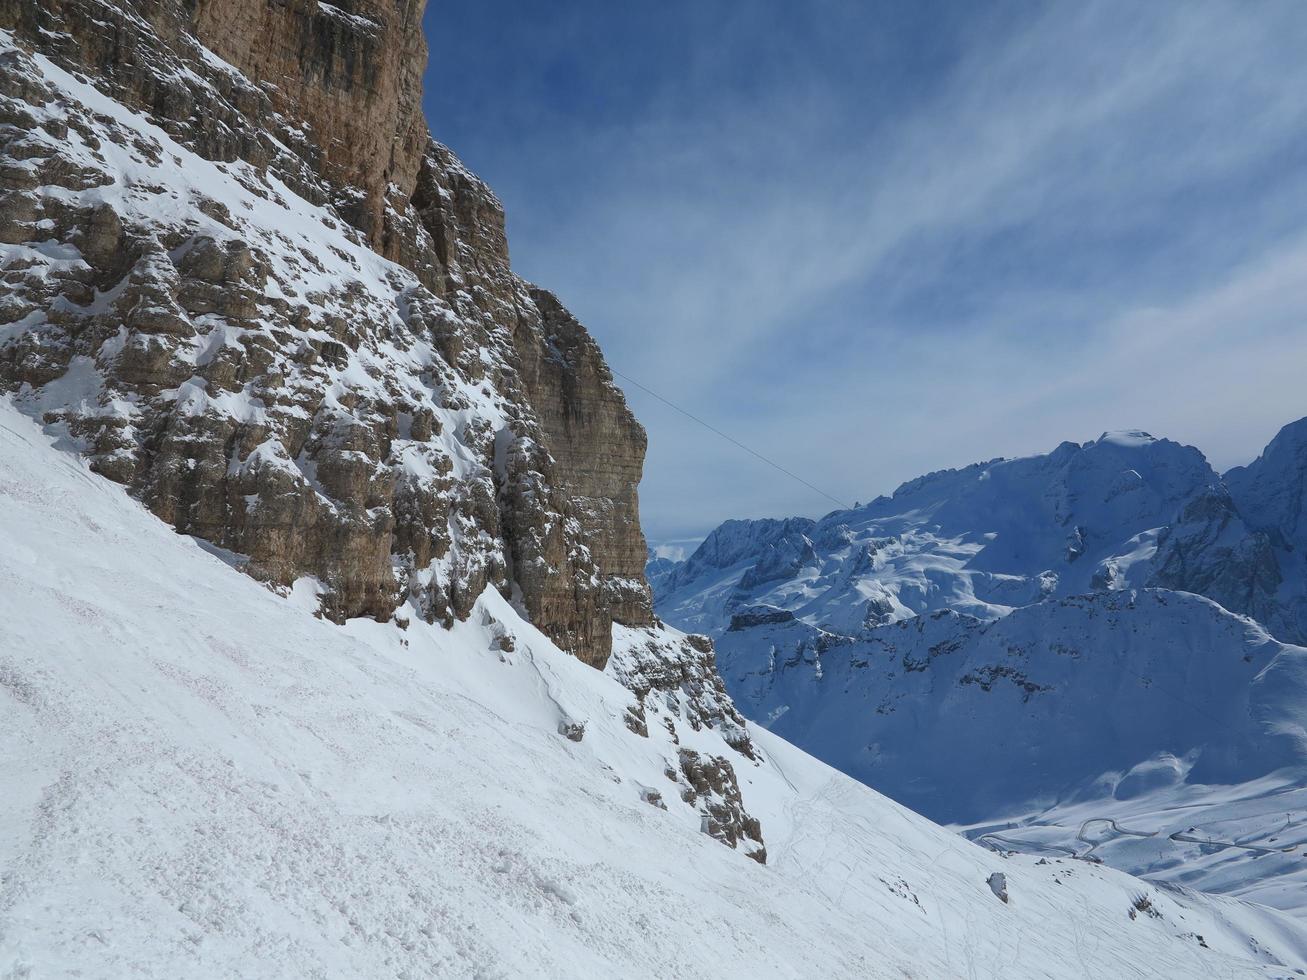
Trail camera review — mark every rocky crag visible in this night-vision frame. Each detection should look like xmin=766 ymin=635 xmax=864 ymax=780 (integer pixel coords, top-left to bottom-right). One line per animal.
xmin=0 ymin=0 xmax=644 ymax=663
xmin=0 ymin=0 xmax=759 ymax=851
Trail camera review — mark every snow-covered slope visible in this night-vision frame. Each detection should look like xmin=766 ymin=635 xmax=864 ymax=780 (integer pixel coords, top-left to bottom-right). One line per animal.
xmin=957 ymin=772 xmax=1307 ymax=920
xmin=716 ymin=588 xmax=1307 ymax=913
xmin=7 ymin=407 xmax=1307 ymax=976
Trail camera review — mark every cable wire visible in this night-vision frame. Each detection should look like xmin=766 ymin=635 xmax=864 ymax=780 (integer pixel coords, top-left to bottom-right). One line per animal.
xmin=610 ymin=368 xmax=853 ymax=512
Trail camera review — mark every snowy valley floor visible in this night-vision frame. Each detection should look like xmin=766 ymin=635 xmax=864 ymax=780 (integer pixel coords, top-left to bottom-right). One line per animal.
xmin=4 ymin=400 xmax=1307 ymax=978
xmin=958 ymin=775 xmax=1307 ymax=919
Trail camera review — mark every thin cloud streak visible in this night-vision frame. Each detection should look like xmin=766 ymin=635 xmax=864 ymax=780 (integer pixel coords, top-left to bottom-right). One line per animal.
xmin=631 ymin=262 xmax=1307 ymax=543
xmin=424 ymin=1 xmax=1307 ymax=542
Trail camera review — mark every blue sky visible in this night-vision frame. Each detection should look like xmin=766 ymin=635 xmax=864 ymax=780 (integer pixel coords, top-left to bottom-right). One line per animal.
xmin=423 ymin=1 xmax=1307 ymax=548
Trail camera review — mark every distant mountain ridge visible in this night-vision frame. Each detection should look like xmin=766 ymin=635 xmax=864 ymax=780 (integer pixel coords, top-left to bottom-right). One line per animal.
xmin=652 ymin=421 xmax=1307 ymax=646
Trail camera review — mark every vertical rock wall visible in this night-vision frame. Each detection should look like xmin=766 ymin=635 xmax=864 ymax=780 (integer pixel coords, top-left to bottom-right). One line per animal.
xmin=519 ymin=288 xmax=653 ymax=626
xmin=0 ymin=0 xmax=653 ymax=667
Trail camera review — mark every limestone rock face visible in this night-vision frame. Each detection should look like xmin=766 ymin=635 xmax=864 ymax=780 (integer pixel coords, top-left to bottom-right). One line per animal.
xmin=607 ymin=622 xmax=764 ymax=857
xmin=519 ymin=287 xmax=653 ymax=626
xmin=675 ymin=748 xmax=766 ymax=863
xmin=1147 ymin=487 xmax=1283 ymax=634
xmin=191 ymin=0 xmax=429 ymax=251
xmin=0 ymin=0 xmax=654 ymax=668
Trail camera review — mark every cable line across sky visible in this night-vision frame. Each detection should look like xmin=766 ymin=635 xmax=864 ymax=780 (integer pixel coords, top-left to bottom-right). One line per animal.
xmin=610 ymin=368 xmax=853 ymax=513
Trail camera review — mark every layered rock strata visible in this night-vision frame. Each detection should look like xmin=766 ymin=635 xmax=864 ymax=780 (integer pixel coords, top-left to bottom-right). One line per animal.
xmin=0 ymin=0 xmax=653 ymax=669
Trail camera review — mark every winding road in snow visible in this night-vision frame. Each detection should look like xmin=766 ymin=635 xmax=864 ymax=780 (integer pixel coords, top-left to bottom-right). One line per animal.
xmin=972 ymin=815 xmax=1302 ymax=863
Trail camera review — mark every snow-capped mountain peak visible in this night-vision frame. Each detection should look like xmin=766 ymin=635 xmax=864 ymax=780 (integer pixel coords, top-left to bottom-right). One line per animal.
xmin=656 ymin=428 xmax=1223 ymax=638
xmin=654 ymin=419 xmax=1307 ymax=925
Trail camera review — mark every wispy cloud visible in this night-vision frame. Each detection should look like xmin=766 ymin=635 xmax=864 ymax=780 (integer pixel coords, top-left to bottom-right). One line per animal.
xmin=426 ymin=0 xmax=1307 ymax=541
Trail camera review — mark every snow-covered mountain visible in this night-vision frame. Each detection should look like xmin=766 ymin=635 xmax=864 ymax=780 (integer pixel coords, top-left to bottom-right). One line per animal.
xmin=714 ymin=589 xmax=1307 ymax=912
xmin=7 ymin=387 xmax=1307 ymax=978
xmin=5 ymin=0 xmax=1307 ymax=973
xmin=654 ymin=424 xmax=1307 ymax=916
xmin=655 ymin=429 xmax=1286 ymax=638
xmin=655 ymin=423 xmax=1307 ymax=647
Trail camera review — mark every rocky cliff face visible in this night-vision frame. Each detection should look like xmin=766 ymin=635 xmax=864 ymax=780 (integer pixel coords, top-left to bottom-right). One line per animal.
xmin=1219 ymin=418 xmax=1307 ymax=644
xmin=1147 ymin=486 xmax=1283 ymax=631
xmin=0 ymin=0 xmax=764 ymax=854
xmin=0 ymin=0 xmax=654 ymax=669
xmin=1138 ymin=418 xmax=1307 ymax=645
xmin=190 ymin=0 xmax=429 ymax=253
xmin=516 ymin=287 xmax=652 ymax=627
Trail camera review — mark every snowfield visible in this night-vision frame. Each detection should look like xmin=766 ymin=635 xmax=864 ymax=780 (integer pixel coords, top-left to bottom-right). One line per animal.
xmin=715 ymin=591 xmax=1307 ymax=915
xmin=5 ymin=404 xmax=1307 ymax=976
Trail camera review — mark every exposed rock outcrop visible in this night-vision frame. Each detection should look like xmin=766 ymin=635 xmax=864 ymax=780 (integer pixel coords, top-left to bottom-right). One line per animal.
xmin=0 ymin=0 xmax=655 ymax=668
xmin=1 ymin=0 xmax=762 ymax=856
xmin=1223 ymin=417 xmax=1307 ymax=643
xmin=1147 ymin=487 xmax=1282 ymax=631
xmin=609 ymin=624 xmax=755 ymax=760
xmin=675 ymin=748 xmax=766 ymax=863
